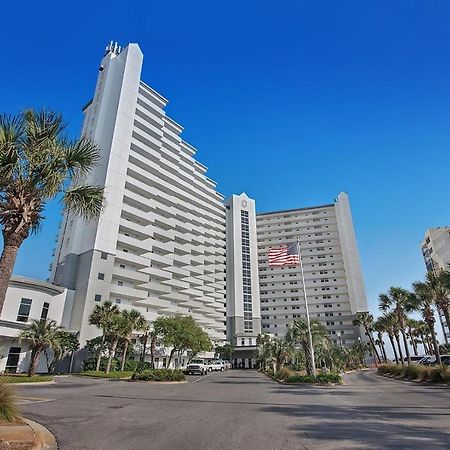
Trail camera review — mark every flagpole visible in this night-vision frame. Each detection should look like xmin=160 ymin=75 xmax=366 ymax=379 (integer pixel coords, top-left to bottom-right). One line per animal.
xmin=297 ymin=236 xmax=316 ymax=377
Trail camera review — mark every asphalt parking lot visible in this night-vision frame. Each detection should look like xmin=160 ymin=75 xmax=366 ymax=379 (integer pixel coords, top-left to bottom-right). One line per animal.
xmin=14 ymin=370 xmax=450 ymax=450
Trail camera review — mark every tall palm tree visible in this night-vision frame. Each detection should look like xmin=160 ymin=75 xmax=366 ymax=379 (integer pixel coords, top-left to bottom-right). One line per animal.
xmin=373 ymin=318 xmax=388 ymax=362
xmin=89 ymin=301 xmax=119 ymax=371
xmin=287 ymin=318 xmax=331 ymax=375
xmin=0 ymin=110 xmax=104 ymax=315
xmin=410 ymin=281 xmax=441 ymax=364
xmin=416 ymin=320 xmax=431 ymax=355
xmin=423 ymin=271 xmax=450 ymax=332
xmin=105 ymin=312 xmax=129 ymax=373
xmin=120 ymin=309 xmax=146 ymax=371
xmin=377 ymin=313 xmax=400 ymax=364
xmin=406 ymin=318 xmax=420 ymax=356
xmin=269 ymin=337 xmax=292 ymax=374
xmin=352 ymin=312 xmax=381 ymax=364
xmin=18 ymin=319 xmax=61 ymax=376
xmin=379 ymin=287 xmax=412 ymax=364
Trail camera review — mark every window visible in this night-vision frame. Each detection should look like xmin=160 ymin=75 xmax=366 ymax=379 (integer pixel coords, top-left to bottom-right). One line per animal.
xmin=5 ymin=347 xmax=21 ymax=373
xmin=98 ymin=273 xmax=105 ymax=280
xmin=116 ymin=298 xmax=122 ymax=304
xmin=118 ymin=280 xmax=124 ymax=286
xmin=17 ymin=298 xmax=32 ymax=322
xmin=101 ymin=252 xmax=108 ymax=260
xmin=40 ymin=302 xmax=50 ymax=321
xmin=120 ymin=264 xmax=126 ymax=269
xmin=94 ymin=294 xmax=102 ymax=302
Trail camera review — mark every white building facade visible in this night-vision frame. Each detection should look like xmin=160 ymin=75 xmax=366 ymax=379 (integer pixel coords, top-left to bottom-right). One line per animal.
xmin=0 ymin=277 xmax=73 ymax=373
xmin=256 ymin=192 xmax=368 ymax=346
xmin=225 ymin=193 xmax=261 ymax=368
xmin=50 ymin=42 xmax=227 ymax=362
xmin=421 ymin=227 xmax=450 ymax=342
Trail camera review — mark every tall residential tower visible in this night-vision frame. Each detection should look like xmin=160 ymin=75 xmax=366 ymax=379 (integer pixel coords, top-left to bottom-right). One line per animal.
xmin=51 ymin=43 xmax=227 ymax=350
xmin=256 ymin=193 xmax=368 ymax=345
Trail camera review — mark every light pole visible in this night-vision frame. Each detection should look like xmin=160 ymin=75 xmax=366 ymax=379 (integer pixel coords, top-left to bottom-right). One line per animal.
xmin=337 ymin=331 xmax=342 ymax=349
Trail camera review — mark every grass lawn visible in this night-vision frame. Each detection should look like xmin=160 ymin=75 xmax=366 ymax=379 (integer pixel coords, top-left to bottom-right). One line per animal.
xmin=77 ymin=371 xmax=134 ymax=379
xmin=0 ymin=374 xmax=54 ymax=383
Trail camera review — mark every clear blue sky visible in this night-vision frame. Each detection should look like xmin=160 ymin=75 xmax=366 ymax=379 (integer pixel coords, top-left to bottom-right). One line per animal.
xmin=1 ymin=1 xmax=450 ymax=319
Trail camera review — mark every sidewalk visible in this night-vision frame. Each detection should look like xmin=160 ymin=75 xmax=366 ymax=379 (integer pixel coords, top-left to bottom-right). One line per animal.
xmin=0 ymin=418 xmax=56 ymax=450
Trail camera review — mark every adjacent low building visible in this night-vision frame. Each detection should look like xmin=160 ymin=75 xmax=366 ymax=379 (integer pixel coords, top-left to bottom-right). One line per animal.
xmin=0 ymin=276 xmax=73 ymax=373
xmin=256 ymin=193 xmax=368 ymax=345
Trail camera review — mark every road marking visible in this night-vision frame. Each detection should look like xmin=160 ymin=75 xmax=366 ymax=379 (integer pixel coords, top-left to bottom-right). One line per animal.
xmin=16 ymin=396 xmax=54 ymax=405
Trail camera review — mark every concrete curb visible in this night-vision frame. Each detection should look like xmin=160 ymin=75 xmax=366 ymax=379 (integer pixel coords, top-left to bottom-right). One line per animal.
xmin=23 ymin=418 xmax=57 ymax=450
xmin=4 ymin=381 xmax=56 ymax=386
xmin=377 ymin=372 xmax=450 ymax=387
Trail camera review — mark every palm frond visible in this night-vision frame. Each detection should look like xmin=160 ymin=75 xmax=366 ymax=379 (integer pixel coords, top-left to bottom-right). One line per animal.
xmin=63 ymin=185 xmax=104 ymax=220
xmin=62 ymin=137 xmax=101 ymax=178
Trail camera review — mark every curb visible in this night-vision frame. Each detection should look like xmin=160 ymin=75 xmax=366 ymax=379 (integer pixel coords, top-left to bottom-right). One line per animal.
xmin=23 ymin=418 xmax=57 ymax=450
xmin=4 ymin=381 xmax=56 ymax=386
xmin=377 ymin=372 xmax=450 ymax=387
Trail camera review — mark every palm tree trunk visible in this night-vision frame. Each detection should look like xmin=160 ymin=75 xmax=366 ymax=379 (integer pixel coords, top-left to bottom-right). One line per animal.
xmin=28 ymin=349 xmax=41 ymax=377
xmin=401 ymin=329 xmax=412 ymax=364
xmin=121 ymin=341 xmax=129 ymax=371
xmin=166 ymin=348 xmax=176 ymax=368
xmin=388 ymin=334 xmax=399 ymax=363
xmin=395 ymin=334 xmax=404 ymax=365
xmin=96 ymin=332 xmax=106 ymax=372
xmin=0 ymin=242 xmax=21 ymax=316
xmin=365 ymin=328 xmax=381 ymax=364
xmin=426 ymin=321 xmax=441 ymax=364
xmin=409 ymin=331 xmax=418 ymax=356
xmin=106 ymin=339 xmax=119 ymax=373
xmin=150 ymin=337 xmax=156 ymax=369
xmin=140 ymin=332 xmax=148 ymax=363
xmin=441 ymin=305 xmax=450 ymax=333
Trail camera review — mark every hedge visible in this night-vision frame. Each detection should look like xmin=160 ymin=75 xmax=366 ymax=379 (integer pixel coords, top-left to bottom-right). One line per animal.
xmin=285 ymin=372 xmax=342 ymax=384
xmin=78 ymin=371 xmax=134 ymax=379
xmin=131 ymin=369 xmax=185 ymax=382
xmin=0 ymin=374 xmax=54 ymax=383
xmin=0 ymin=381 xmax=17 ymax=421
xmin=377 ymin=363 xmax=450 ymax=383
xmin=82 ymin=357 xmax=151 ymax=373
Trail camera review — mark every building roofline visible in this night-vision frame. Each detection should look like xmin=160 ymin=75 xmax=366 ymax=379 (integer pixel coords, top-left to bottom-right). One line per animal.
xmin=257 ymin=203 xmax=334 ymax=216
xmin=9 ymin=276 xmax=66 ymax=296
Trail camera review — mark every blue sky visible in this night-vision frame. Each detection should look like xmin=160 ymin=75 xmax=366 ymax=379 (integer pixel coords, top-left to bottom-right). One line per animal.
xmin=1 ymin=1 xmax=450 ymax=319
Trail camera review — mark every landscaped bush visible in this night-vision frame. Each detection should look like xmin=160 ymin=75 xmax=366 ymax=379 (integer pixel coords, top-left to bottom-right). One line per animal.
xmin=82 ymin=356 xmax=119 ymax=372
xmin=131 ymin=369 xmax=185 ymax=382
xmin=0 ymin=381 xmax=17 ymax=421
xmin=284 ymin=373 xmax=342 ymax=384
xmin=274 ymin=366 xmax=296 ymax=380
xmin=78 ymin=371 xmax=134 ymax=379
xmin=378 ymin=363 xmax=450 ymax=383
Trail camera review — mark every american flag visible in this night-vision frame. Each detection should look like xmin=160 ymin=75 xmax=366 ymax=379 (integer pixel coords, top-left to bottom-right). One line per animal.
xmin=268 ymin=243 xmax=300 ymax=267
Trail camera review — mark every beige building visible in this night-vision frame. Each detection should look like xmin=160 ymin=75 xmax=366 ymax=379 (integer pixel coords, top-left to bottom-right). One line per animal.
xmin=421 ymin=227 xmax=450 ymax=342
xmin=256 ymin=193 xmax=368 ymax=346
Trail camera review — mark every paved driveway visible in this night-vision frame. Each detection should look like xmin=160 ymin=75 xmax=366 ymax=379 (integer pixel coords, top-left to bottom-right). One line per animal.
xmin=14 ymin=370 xmax=450 ymax=449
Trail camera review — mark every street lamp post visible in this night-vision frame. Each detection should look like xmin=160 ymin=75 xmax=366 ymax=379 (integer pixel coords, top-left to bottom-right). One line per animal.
xmin=337 ymin=331 xmax=342 ymax=349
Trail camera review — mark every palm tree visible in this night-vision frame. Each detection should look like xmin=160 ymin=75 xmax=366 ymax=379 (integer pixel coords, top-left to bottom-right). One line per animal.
xmin=373 ymin=318 xmax=388 ymax=363
xmin=377 ymin=313 xmax=399 ymax=364
xmin=89 ymin=301 xmax=119 ymax=371
xmin=410 ymin=281 xmax=441 ymax=363
xmin=105 ymin=313 xmax=129 ymax=373
xmin=18 ymin=319 xmax=61 ymax=376
xmin=423 ymin=271 xmax=450 ymax=332
xmin=416 ymin=320 xmax=431 ymax=355
xmin=406 ymin=318 xmax=420 ymax=356
xmin=0 ymin=110 xmax=104 ymax=315
xmin=287 ymin=318 xmax=331 ymax=375
xmin=120 ymin=309 xmax=146 ymax=371
xmin=379 ymin=287 xmax=412 ymax=364
xmin=256 ymin=333 xmax=274 ymax=372
xmin=352 ymin=312 xmax=381 ymax=364
xmin=270 ymin=337 xmax=292 ymax=374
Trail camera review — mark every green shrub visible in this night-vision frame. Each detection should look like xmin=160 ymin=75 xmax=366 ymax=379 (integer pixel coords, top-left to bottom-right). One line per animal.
xmin=0 ymin=381 xmax=17 ymax=421
xmin=78 ymin=371 xmax=134 ymax=379
xmin=132 ymin=369 xmax=185 ymax=382
xmin=284 ymin=373 xmax=341 ymax=384
xmin=403 ymin=364 xmax=421 ymax=379
xmin=274 ymin=366 xmax=295 ymax=380
xmin=82 ymin=356 xmax=119 ymax=372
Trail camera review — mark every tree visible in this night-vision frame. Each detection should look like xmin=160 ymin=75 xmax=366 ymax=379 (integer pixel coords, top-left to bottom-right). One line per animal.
xmin=153 ymin=315 xmax=211 ymax=368
xmin=119 ymin=309 xmax=146 ymax=371
xmin=105 ymin=313 xmax=129 ymax=373
xmin=410 ymin=280 xmax=441 ymax=363
xmin=0 ymin=110 xmax=104 ymax=315
xmin=373 ymin=318 xmax=388 ymax=363
xmin=423 ymin=271 xmax=450 ymax=333
xmin=270 ymin=337 xmax=292 ymax=374
xmin=377 ymin=313 xmax=400 ymax=364
xmin=215 ymin=344 xmax=234 ymax=362
xmin=379 ymin=288 xmax=412 ymax=364
xmin=89 ymin=301 xmax=119 ymax=371
xmin=256 ymin=333 xmax=275 ymax=371
xmin=18 ymin=319 xmax=61 ymax=376
xmin=45 ymin=330 xmax=79 ymax=373
xmin=287 ymin=318 xmax=331 ymax=375
xmin=352 ymin=312 xmax=382 ymax=364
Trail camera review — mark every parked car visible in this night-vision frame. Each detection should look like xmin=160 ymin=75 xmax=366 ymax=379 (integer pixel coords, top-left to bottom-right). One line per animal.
xmin=208 ymin=360 xmax=225 ymax=372
xmin=222 ymin=360 xmax=231 ymax=370
xmin=186 ymin=359 xmax=207 ymax=375
xmin=403 ymin=356 xmax=428 ymax=363
xmin=418 ymin=356 xmax=436 ymax=366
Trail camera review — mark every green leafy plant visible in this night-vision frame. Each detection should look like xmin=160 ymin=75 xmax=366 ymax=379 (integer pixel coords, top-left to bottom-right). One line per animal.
xmin=78 ymin=371 xmax=134 ymax=379
xmin=0 ymin=381 xmax=17 ymax=421
xmin=131 ymin=369 xmax=185 ymax=382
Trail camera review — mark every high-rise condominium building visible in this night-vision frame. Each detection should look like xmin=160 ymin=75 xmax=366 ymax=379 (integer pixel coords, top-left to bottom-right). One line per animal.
xmin=225 ymin=193 xmax=261 ymax=368
xmin=256 ymin=192 xmax=368 ymax=346
xmin=421 ymin=227 xmax=450 ymax=342
xmin=51 ymin=43 xmax=227 ymax=349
